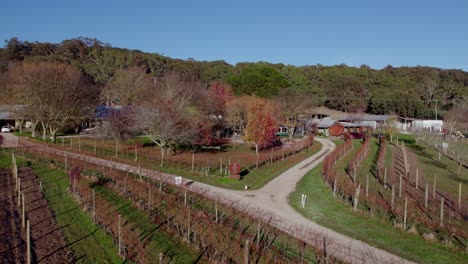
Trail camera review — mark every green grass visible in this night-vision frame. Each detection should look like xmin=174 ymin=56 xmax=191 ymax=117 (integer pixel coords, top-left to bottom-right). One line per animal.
xmin=396 ymin=134 xmax=468 ymax=201
xmin=0 ymin=151 xmax=124 ymax=263
xmin=21 ymin=135 xmax=322 ymax=190
xmin=175 ymin=141 xmax=322 ymax=190
xmin=94 ymin=185 xmax=201 ymax=263
xmin=290 ymin=165 xmax=468 ymax=264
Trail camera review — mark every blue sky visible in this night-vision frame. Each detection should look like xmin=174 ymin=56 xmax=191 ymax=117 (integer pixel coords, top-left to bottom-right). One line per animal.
xmin=2 ymin=0 xmax=468 ymax=70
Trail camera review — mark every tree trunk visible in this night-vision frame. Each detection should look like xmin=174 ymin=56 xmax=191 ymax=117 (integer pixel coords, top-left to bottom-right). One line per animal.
xmin=49 ymin=127 xmax=58 ymax=143
xmin=41 ymin=121 xmax=47 ymax=140
xmin=160 ymin=146 xmax=165 ymax=167
xmin=31 ymin=121 xmax=39 ymax=138
xmin=18 ymin=120 xmax=23 ymax=133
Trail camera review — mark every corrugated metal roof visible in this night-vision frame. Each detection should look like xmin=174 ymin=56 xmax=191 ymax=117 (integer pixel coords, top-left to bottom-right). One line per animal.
xmin=340 ymin=114 xmax=393 ymax=122
xmin=0 ymin=105 xmax=21 ymax=120
xmin=316 ymin=119 xmax=338 ymax=128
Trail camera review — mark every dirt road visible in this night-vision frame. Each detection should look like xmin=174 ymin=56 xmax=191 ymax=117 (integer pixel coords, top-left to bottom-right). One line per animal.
xmin=2 ymin=133 xmax=413 ymax=263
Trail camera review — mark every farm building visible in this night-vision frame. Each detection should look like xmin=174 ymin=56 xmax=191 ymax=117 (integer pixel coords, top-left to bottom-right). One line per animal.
xmin=0 ymin=105 xmax=26 ymax=130
xmin=340 ymin=122 xmax=372 ymax=133
xmin=339 ymin=114 xmax=395 ymax=129
xmin=412 ymin=120 xmax=443 ymax=132
xmin=315 ymin=119 xmax=344 ymax=136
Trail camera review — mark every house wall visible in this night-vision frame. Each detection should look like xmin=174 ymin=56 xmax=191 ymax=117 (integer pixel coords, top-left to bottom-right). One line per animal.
xmin=412 ymin=120 xmax=443 ymax=132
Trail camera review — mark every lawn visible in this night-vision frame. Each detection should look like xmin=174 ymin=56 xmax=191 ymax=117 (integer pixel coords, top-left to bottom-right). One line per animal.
xmin=290 ymin=165 xmax=468 ymax=264
xmin=0 ymin=151 xmax=124 ymax=264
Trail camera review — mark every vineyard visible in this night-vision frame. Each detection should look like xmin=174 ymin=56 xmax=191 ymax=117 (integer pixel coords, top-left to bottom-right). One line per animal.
xmin=0 ymin=158 xmax=74 ymax=263
xmin=10 ymin=145 xmax=341 ymax=263
xmin=321 ymin=135 xmax=467 ymax=252
xmin=43 ymin=136 xmax=315 ymax=178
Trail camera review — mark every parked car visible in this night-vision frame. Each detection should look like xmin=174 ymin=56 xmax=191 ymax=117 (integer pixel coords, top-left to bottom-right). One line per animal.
xmin=1 ymin=126 xmax=12 ymax=133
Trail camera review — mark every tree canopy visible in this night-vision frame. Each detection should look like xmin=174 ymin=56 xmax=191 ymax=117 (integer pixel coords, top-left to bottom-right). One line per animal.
xmin=2 ymin=37 xmax=468 ymax=119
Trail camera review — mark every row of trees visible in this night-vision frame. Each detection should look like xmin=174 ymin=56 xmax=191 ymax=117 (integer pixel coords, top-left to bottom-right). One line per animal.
xmin=4 ymin=61 xmax=314 ymax=166
xmin=1 ymin=37 xmax=467 ymax=119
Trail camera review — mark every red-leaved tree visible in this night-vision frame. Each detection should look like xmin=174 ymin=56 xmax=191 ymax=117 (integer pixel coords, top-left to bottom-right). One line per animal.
xmin=244 ymin=100 xmax=277 ymax=167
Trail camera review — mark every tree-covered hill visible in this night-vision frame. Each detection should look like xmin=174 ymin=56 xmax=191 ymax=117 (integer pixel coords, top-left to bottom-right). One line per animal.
xmin=1 ymin=37 xmax=467 ymax=119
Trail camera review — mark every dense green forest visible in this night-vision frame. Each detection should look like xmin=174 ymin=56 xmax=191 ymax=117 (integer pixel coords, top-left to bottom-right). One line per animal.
xmin=1 ymin=37 xmax=467 ymax=119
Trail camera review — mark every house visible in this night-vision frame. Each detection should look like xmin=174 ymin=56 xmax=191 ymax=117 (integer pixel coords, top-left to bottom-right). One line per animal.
xmin=315 ymin=119 xmax=344 ymax=136
xmin=339 ymin=114 xmax=395 ymax=129
xmin=0 ymin=105 xmax=26 ymax=130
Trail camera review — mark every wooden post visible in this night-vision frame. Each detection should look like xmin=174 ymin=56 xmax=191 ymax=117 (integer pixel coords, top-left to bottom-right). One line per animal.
xmin=187 ymin=208 xmax=191 ymax=242
xmin=440 ymin=197 xmax=444 ymax=227
xmin=403 ymin=196 xmax=408 ymax=230
xmin=26 ymin=220 xmax=31 ymax=264
xmin=244 ymin=239 xmax=249 ymax=264
xmin=366 ymin=174 xmax=369 ymax=198
xmin=220 ymin=158 xmax=223 ymax=175
xmin=159 ymin=253 xmax=163 ymax=264
xmin=92 ymin=189 xmax=96 ymax=223
xmin=399 ymin=174 xmax=402 ymax=197
xmin=118 ymin=214 xmax=121 ymax=256
xmin=333 ymin=178 xmax=337 ymax=197
xmin=425 ymin=184 xmax=428 ymax=209
xmin=353 ymin=184 xmax=360 ymax=211
xmin=159 ymin=180 xmax=162 ymax=192
xmin=215 ymin=199 xmax=218 ymax=223
xmin=184 ymin=188 xmax=187 ymax=206
xmin=191 ymin=152 xmax=195 ymax=172
xmin=148 ymin=186 xmax=151 ymax=210
xmin=124 ymin=175 xmax=127 ymax=192
xmin=134 ymin=145 xmax=138 ymax=161
xmin=17 ymin=179 xmax=21 ymax=207
xmin=256 ymin=222 xmax=261 ymax=247
xmin=22 ymin=194 xmax=25 ymax=228
xmin=433 ymin=176 xmax=437 ymax=199
xmin=391 ymin=185 xmax=395 ymax=210
xmin=459 ymin=183 xmax=462 ymax=211
xmin=415 ymin=168 xmax=419 ymax=190
xmin=384 ymin=167 xmax=387 ymax=188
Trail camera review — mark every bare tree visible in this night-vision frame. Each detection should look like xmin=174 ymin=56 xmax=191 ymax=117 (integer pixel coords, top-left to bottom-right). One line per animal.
xmin=8 ymin=62 xmax=98 ymax=141
xmin=135 ymin=73 xmax=202 ymax=166
xmin=101 ymin=66 xmax=152 ymax=106
xmin=276 ymin=88 xmax=314 ymax=138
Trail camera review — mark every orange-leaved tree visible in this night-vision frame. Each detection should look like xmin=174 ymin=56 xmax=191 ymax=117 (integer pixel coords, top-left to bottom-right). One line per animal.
xmin=244 ymin=99 xmax=277 ymax=168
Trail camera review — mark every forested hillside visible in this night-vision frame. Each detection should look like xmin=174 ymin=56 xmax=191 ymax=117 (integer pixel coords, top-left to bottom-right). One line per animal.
xmin=1 ymin=37 xmax=467 ymax=119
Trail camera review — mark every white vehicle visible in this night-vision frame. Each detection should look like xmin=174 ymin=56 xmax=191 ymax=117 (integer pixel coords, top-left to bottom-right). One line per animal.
xmin=1 ymin=126 xmax=11 ymax=133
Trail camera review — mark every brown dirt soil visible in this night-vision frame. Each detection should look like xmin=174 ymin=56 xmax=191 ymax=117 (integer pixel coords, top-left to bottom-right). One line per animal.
xmin=15 ymin=167 xmax=73 ymax=263
xmin=390 ymin=145 xmax=462 ymax=217
xmin=0 ymin=169 xmax=25 ymax=264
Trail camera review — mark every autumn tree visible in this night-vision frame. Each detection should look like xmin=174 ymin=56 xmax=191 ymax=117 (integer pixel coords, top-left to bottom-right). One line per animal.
xmin=101 ymin=66 xmax=152 ymax=105
xmin=135 ymin=73 xmax=203 ymax=166
xmin=244 ymin=99 xmax=277 ymax=167
xmin=225 ymin=95 xmax=256 ymax=135
xmin=8 ymin=62 xmax=98 ymax=141
xmin=276 ymin=87 xmax=314 ymax=138
xmin=206 ymin=82 xmax=233 ymax=115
